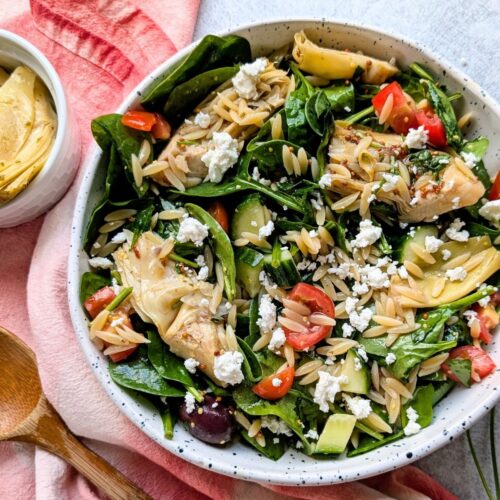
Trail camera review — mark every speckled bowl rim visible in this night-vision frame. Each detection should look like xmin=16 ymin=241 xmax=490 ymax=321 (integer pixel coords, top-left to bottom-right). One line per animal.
xmin=68 ymin=18 xmax=500 ymax=486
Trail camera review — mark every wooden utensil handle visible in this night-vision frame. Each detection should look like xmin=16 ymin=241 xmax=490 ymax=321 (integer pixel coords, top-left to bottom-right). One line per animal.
xmin=23 ymin=398 xmax=152 ymax=500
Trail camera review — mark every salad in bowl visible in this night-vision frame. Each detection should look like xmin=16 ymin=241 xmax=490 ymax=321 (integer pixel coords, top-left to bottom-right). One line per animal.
xmin=79 ymin=30 xmax=500 ymax=461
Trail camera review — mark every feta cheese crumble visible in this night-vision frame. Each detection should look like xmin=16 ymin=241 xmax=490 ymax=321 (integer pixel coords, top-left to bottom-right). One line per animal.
xmin=88 ymin=257 xmax=113 ymax=269
xmin=351 ymin=219 xmax=382 ymax=248
xmin=425 ymin=235 xmax=444 ymax=253
xmin=445 ymin=218 xmax=469 ymax=242
xmin=461 ymin=151 xmax=477 ymax=168
xmin=258 ymin=220 xmax=275 ymax=239
xmin=404 ymin=125 xmax=429 ymax=149
xmin=403 ymin=407 xmax=421 ymax=436
xmin=344 ymin=395 xmax=371 ymax=419
xmin=463 ymin=309 xmax=478 ymax=327
xmin=446 ymin=266 xmax=467 ymax=282
xmin=232 ymin=57 xmax=267 ymax=100
xmin=342 ymin=323 xmax=355 ymax=338
xmin=268 ymin=327 xmax=286 ymax=351
xmin=350 ymin=308 xmax=373 ymax=333
xmin=385 ymin=353 xmax=397 ymax=365
xmin=213 ymin=351 xmax=244 ymax=385
xmin=271 ymin=377 xmax=282 ymax=387
xmin=111 ymin=231 xmax=127 ymax=244
xmin=441 ymin=249 xmax=452 ymax=261
xmin=201 ymin=132 xmax=239 ymax=183
xmin=257 ymin=294 xmax=277 ymax=332
xmin=184 ymin=358 xmax=199 ymax=374
xmin=304 ymin=429 xmax=319 ymax=440
xmin=177 ymin=217 xmax=209 ymax=246
xmin=261 ymin=416 xmax=293 ymax=436
xmin=318 ymin=173 xmax=334 ymax=189
xmin=194 ymin=111 xmax=211 ymax=129
xmin=479 ymin=200 xmax=500 ymax=227
xmin=197 ymin=266 xmax=209 ymax=281
xmin=381 ymin=173 xmax=400 ymax=192
xmin=313 ymin=371 xmax=348 ymax=412
xmin=184 ymin=392 xmax=196 ymax=414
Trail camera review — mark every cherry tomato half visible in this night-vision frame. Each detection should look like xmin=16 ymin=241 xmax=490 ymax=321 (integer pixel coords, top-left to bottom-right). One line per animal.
xmin=208 ymin=201 xmax=229 ymax=233
xmin=489 ymin=170 xmax=500 ymax=201
xmin=441 ymin=345 xmax=495 ymax=385
xmin=415 ymin=110 xmax=447 ymax=148
xmin=121 ymin=110 xmax=157 ymax=132
xmin=372 ymin=82 xmax=418 ymax=134
xmin=83 ymin=286 xmax=116 ymax=319
xmin=283 ymin=283 xmax=335 ymax=351
xmin=252 ymin=366 xmax=295 ymax=400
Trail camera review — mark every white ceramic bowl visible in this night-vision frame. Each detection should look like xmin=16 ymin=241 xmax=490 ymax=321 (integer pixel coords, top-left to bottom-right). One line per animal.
xmin=68 ymin=20 xmax=500 ymax=485
xmin=0 ymin=30 xmax=80 ymax=228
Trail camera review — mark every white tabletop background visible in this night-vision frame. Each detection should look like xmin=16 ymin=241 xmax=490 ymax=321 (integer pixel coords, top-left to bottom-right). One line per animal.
xmin=195 ymin=1 xmax=500 ymax=497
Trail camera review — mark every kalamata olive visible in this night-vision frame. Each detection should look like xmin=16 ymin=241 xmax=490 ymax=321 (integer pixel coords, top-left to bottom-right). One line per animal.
xmin=179 ymin=394 xmax=235 ymax=445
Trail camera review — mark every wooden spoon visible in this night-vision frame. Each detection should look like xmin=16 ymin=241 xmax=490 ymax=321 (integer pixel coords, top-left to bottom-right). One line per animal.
xmin=0 ymin=326 xmax=151 ymax=500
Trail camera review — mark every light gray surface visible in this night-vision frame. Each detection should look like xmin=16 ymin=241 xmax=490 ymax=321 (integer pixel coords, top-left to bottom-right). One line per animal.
xmin=194 ymin=1 xmax=500 ymax=497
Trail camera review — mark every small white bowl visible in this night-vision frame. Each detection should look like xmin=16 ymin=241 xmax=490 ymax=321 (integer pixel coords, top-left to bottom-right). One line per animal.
xmin=0 ymin=30 xmax=80 ymax=228
xmin=69 ymin=20 xmax=500 ymax=485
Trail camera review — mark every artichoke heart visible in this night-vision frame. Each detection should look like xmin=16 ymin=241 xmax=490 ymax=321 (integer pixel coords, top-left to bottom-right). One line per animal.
xmin=113 ymin=231 xmax=227 ymax=384
xmin=396 ymin=236 xmax=500 ymax=308
xmin=0 ymin=66 xmax=57 ymax=203
xmin=324 ymin=122 xmax=485 ymax=222
xmin=292 ymin=31 xmax=398 ymax=84
xmin=153 ymin=59 xmax=291 ymax=189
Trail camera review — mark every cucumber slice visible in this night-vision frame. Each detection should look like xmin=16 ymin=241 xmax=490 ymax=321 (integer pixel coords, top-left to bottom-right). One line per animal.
xmin=235 ymin=247 xmax=264 ymax=298
xmin=340 ymin=350 xmax=370 ymax=395
xmin=231 ymin=194 xmax=271 ymax=240
xmin=263 ymin=249 xmax=300 ymax=288
xmin=315 ymin=414 xmax=357 ymax=454
xmin=396 ymin=225 xmax=438 ymax=263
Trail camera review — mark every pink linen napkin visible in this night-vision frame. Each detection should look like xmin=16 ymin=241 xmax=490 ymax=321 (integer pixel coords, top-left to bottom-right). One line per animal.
xmin=0 ymin=2 xmax=457 ymax=498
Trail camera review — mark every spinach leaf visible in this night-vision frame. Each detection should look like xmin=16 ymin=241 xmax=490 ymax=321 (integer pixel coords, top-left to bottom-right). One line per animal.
xmin=256 ymin=349 xmax=285 ymax=377
xmin=79 ymin=272 xmax=111 ymax=304
xmin=468 ymin=222 xmax=500 ymax=244
xmin=406 ymin=150 xmax=451 ymax=174
xmin=128 ymin=204 xmax=155 ymax=247
xmin=186 ymin=203 xmax=236 ymax=301
xmin=423 ymin=80 xmax=462 ymax=149
xmin=240 ymin=429 xmax=286 ymax=460
xmin=108 ymin=349 xmax=184 ymax=397
xmin=347 ymin=430 xmax=404 ymax=457
xmin=141 ymin=34 xmax=251 ymax=106
xmin=412 ymin=286 xmax=496 ymax=343
xmin=461 ymin=137 xmax=491 ymax=189
xmin=432 ymin=380 xmax=455 ymax=405
xmin=323 ymin=82 xmax=355 ymax=113
xmin=237 ymin=336 xmax=263 ymax=383
xmin=164 ymin=66 xmax=238 ymax=122
xmin=180 ymin=177 xmax=307 ymax=213
xmin=443 ymin=317 xmax=468 ymax=344
xmin=147 ymin=329 xmax=194 ymax=386
xmin=360 ymin=336 xmax=457 ymax=379
xmin=245 ymin=297 xmax=261 ymax=346
xmin=91 ymin=114 xmax=151 ymax=197
xmin=305 ymin=91 xmax=332 ymax=136
xmin=233 ymin=384 xmax=312 ymax=452
xmin=401 ymin=385 xmax=434 ymax=429
xmin=445 ymin=358 xmax=472 ymax=387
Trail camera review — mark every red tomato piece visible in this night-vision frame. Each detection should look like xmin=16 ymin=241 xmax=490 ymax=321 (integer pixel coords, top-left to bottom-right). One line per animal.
xmin=208 ymin=201 xmax=229 ymax=233
xmin=472 ymin=304 xmax=499 ymax=344
xmin=415 ymin=110 xmax=447 ymax=148
xmin=372 ymin=82 xmax=418 ymax=134
xmin=252 ymin=366 xmax=294 ymax=400
xmin=489 ymin=170 xmax=500 ymax=201
xmin=108 ymin=345 xmax=138 ymax=363
xmin=83 ymin=286 xmax=116 ymax=319
xmin=441 ymin=345 xmax=496 ymax=384
xmin=104 ymin=309 xmax=137 ymax=363
xmin=491 ymin=291 xmax=500 ymax=308
xmin=151 ymin=113 xmax=171 ymax=140
xmin=283 ymin=283 xmax=335 ymax=351
xmin=122 ymin=110 xmax=157 ymax=132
